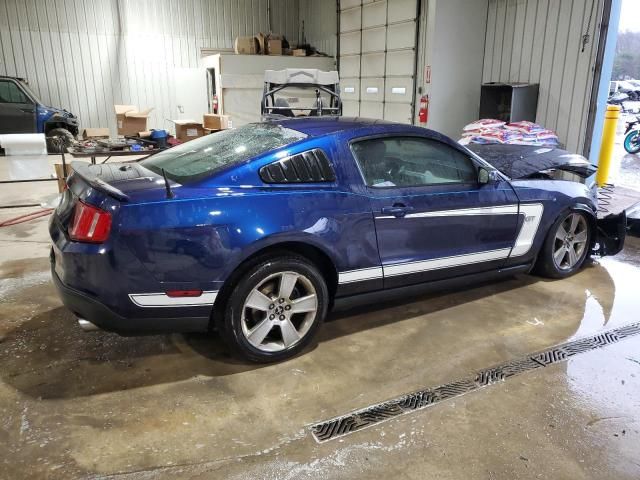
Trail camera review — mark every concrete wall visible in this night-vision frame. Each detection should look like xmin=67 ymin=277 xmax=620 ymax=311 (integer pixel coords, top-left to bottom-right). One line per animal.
xmin=0 ymin=0 xmax=300 ymax=134
xmin=419 ymin=0 xmax=489 ymax=139
xmin=482 ymin=0 xmax=603 ymax=154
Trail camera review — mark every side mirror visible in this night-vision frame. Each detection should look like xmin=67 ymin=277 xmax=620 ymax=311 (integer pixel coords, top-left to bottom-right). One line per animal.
xmin=478 ymin=167 xmax=499 ymax=184
xmin=478 ymin=167 xmax=490 ymax=184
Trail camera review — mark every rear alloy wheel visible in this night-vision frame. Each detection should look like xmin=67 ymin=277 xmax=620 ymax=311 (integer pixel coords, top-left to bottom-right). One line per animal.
xmin=535 ymin=210 xmax=592 ymax=279
xmin=221 ymin=256 xmax=328 ymax=362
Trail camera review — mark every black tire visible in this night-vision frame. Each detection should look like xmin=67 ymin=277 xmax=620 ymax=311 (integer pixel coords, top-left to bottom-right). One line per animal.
xmin=46 ymin=128 xmax=75 ymax=153
xmin=534 ymin=209 xmax=593 ymax=279
xmin=217 ymin=255 xmax=329 ymax=363
xmin=624 ymin=130 xmax=640 ymax=154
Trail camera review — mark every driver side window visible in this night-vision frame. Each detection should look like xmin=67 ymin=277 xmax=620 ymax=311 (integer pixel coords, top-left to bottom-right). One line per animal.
xmin=351 ymin=136 xmax=477 ymax=188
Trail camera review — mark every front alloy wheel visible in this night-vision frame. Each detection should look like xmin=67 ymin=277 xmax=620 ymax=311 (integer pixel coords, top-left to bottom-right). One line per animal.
xmin=552 ymin=213 xmax=589 ymax=271
xmin=535 ymin=209 xmax=592 ymax=279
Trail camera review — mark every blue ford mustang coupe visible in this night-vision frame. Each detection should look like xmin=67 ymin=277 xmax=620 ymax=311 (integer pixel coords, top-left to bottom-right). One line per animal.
xmin=50 ymin=118 xmax=625 ymax=362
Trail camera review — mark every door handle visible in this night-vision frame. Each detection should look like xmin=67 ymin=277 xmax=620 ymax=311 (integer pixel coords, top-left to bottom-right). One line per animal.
xmin=381 ymin=204 xmax=414 ymax=218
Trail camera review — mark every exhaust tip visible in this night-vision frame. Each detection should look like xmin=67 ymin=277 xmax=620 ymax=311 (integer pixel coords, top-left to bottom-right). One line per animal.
xmin=77 ymin=318 xmax=99 ymax=332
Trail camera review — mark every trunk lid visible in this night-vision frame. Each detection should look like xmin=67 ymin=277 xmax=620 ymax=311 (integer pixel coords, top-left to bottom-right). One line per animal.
xmin=55 ymin=161 xmax=175 ymax=232
xmin=67 ymin=161 xmax=176 ymax=205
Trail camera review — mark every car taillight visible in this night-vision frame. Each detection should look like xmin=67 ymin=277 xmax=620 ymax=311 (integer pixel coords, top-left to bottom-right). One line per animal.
xmin=68 ymin=201 xmax=112 ymax=243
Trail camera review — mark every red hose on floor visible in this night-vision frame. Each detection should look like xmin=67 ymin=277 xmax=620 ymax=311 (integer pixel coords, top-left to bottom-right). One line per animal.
xmin=0 ymin=208 xmax=53 ymax=227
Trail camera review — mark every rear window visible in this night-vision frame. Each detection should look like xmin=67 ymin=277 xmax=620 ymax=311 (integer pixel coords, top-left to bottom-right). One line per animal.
xmin=141 ymin=123 xmax=307 ymax=183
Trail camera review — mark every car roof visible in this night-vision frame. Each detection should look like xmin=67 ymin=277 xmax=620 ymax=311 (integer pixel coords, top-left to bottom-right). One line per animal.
xmin=272 ymin=116 xmax=429 ymax=138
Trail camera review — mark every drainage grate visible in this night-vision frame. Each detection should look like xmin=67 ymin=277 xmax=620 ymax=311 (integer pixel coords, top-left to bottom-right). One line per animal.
xmin=311 ymin=322 xmax=640 ymax=443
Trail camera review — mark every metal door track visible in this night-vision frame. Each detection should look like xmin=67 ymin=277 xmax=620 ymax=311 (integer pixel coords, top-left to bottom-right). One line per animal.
xmin=311 ymin=322 xmax=640 ymax=443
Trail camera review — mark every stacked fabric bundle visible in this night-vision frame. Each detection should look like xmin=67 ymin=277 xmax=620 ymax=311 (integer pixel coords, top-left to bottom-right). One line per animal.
xmin=459 ymin=120 xmax=559 ymax=147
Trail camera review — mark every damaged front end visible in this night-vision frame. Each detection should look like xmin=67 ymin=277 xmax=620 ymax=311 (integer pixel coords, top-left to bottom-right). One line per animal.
xmin=595 ymin=210 xmax=627 ymax=257
xmin=467 ymin=144 xmax=630 ymax=257
xmin=626 ymin=202 xmax=640 ymax=238
xmin=467 ymin=144 xmax=597 ymax=182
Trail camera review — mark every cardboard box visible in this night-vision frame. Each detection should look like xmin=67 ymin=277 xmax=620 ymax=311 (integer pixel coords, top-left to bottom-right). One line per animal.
xmin=54 ymin=163 xmax=74 ymax=193
xmin=203 ymin=114 xmax=231 ymax=131
xmin=234 ymin=36 xmax=259 ymax=54
xmin=82 ymin=128 xmax=110 ymax=140
xmin=256 ymin=32 xmax=266 ymax=54
xmin=267 ymin=39 xmax=282 ymax=55
xmin=173 ymin=120 xmax=205 ymax=142
xmin=292 ymin=49 xmax=306 ymax=57
xmin=114 ymin=105 xmax=153 ymax=136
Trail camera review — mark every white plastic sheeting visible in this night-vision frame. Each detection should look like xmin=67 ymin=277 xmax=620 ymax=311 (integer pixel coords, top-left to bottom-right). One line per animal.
xmin=0 ymin=134 xmax=47 ymax=156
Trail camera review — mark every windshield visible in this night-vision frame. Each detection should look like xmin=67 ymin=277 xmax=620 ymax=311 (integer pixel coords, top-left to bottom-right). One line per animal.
xmin=141 ymin=123 xmax=307 ymax=183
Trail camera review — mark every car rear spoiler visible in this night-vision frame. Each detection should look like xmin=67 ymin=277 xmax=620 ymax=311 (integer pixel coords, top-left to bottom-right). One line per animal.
xmin=69 ymin=161 xmax=130 ymax=202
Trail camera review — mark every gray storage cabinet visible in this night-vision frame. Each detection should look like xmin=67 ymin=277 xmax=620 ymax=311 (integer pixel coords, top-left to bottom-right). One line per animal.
xmin=479 ymin=83 xmax=539 ymax=123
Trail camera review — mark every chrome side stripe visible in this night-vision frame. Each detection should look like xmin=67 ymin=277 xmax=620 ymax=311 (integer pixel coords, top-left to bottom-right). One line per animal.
xmin=375 ymin=204 xmax=519 ymax=220
xmin=383 ymin=248 xmax=512 ymax=277
xmin=403 ymin=204 xmax=519 ymax=219
xmin=129 ymin=291 xmax=218 ymax=308
xmin=338 ymin=267 xmax=383 ymax=284
xmin=510 ymin=203 xmax=544 ymax=257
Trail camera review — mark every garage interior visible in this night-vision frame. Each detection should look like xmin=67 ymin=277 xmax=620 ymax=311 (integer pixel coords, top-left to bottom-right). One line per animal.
xmin=2 ymin=0 xmax=640 ymax=478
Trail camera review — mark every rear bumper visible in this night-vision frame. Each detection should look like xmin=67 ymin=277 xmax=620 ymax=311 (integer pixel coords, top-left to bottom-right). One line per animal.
xmin=51 ymin=261 xmax=210 ymax=334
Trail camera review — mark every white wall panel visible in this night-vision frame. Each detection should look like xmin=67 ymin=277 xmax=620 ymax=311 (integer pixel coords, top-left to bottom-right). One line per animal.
xmin=339 ymin=0 xmax=418 ymax=123
xmin=424 ymin=0 xmax=488 ymax=137
xmin=0 ymin=0 xmax=300 ymax=134
xmin=362 ymin=2 xmax=386 ymax=28
xmin=340 ymin=55 xmax=361 ymax=77
xmin=388 ymin=0 xmax=417 ymax=22
xmin=387 ymin=22 xmax=415 ymax=50
xmin=298 ymin=0 xmax=337 ymax=56
xmin=362 ymin=27 xmax=386 ymax=52
xmin=482 ymin=0 xmax=602 ymax=153
xmin=361 ymin=52 xmax=385 ymax=77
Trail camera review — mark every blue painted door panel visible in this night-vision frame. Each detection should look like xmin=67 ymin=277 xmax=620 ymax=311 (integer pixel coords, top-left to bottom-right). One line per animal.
xmin=367 ymin=181 xmax=520 ymax=288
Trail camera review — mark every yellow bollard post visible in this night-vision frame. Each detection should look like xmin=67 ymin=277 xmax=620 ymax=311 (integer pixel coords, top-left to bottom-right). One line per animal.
xmin=596 ymin=104 xmax=621 ymax=187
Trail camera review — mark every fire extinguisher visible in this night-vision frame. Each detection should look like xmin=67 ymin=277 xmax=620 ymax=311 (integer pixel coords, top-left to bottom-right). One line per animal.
xmin=212 ymin=94 xmax=219 ymax=114
xmin=418 ymin=95 xmax=429 ymax=125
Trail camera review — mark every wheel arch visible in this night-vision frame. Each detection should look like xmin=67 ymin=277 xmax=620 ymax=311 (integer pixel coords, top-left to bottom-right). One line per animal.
xmin=569 ymin=202 xmax=598 ymax=249
xmin=44 ymin=119 xmax=79 ymax=136
xmin=210 ymin=240 xmax=339 ymax=330
xmin=537 ymin=201 xmax=598 ymax=258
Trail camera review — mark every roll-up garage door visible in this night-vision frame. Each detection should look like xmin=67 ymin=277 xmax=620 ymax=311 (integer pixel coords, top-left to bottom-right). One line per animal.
xmin=339 ymin=0 xmax=419 ymax=124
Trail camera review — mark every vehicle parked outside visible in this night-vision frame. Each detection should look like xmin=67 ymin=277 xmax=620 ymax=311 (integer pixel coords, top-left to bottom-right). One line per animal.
xmin=610 ymin=80 xmax=640 ymax=100
xmin=624 ymin=114 xmax=640 ymax=154
xmin=0 ymin=76 xmax=78 ymax=152
xmin=49 ymin=118 xmax=626 ymax=362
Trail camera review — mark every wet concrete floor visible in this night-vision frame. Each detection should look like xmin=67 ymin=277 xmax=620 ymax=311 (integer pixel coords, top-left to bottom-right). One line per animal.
xmin=1 ymin=207 xmax=640 ymax=479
